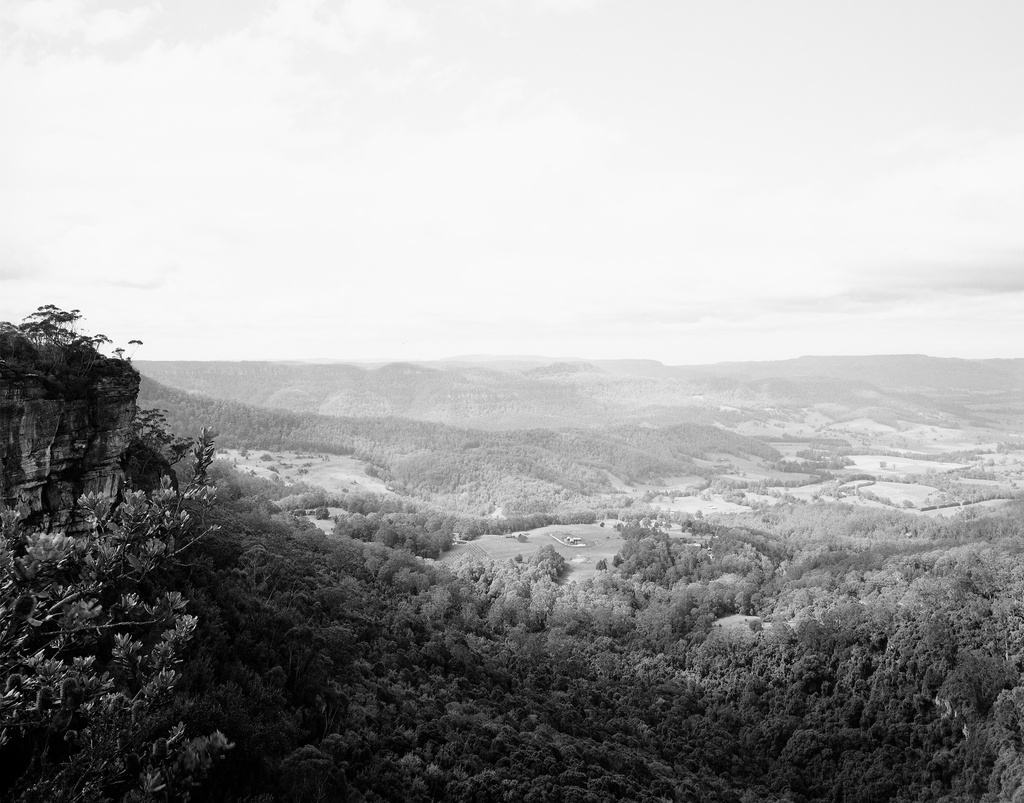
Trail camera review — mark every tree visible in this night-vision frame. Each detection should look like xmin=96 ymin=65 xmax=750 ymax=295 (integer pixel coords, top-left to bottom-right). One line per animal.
xmin=19 ymin=305 xmax=84 ymax=349
xmin=125 ymin=409 xmax=194 ymax=490
xmin=1 ymin=429 xmax=231 ymax=802
xmin=530 ymin=545 xmax=566 ymax=581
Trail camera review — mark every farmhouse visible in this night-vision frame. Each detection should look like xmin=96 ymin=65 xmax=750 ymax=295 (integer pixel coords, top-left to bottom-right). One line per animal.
xmin=565 ymin=536 xmax=584 ymax=546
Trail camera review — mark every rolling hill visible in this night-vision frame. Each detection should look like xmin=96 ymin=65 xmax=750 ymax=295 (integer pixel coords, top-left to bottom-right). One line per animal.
xmin=135 ymin=354 xmax=1024 ymax=432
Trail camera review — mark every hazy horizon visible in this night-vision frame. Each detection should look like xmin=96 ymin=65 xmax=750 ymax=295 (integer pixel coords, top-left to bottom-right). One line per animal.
xmin=126 ymin=351 xmax=1024 ymax=368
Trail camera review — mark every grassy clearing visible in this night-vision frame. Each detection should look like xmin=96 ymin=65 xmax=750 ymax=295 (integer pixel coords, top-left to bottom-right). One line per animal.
xmin=737 ymin=418 xmax=824 ymax=439
xmin=714 ymin=454 xmax=797 ymax=483
xmin=218 ymin=448 xmax=392 ymax=496
xmin=660 ymin=497 xmax=749 ymax=515
xmin=439 ymin=522 xmax=628 ymax=584
xmin=843 ymin=455 xmax=964 ymax=477
xmin=294 ymin=507 xmax=347 ymax=534
xmin=864 ymin=481 xmax=940 ymax=508
xmin=773 ymin=482 xmax=827 ymax=502
xmin=713 ymin=614 xmax=767 ymax=631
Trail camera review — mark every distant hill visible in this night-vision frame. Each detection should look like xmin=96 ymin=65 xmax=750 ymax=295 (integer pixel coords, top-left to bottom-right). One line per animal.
xmin=668 ymin=355 xmax=1024 ymax=392
xmin=135 ymin=354 xmax=1023 ymax=432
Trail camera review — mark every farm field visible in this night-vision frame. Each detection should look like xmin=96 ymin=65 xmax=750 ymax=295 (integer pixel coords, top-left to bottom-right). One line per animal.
xmin=713 ymin=454 xmax=798 ymax=483
xmin=439 ymin=522 xmax=628 ymax=584
xmin=659 ymin=497 xmax=749 ymax=515
xmin=213 ymin=421 xmax=1020 ymax=538
xmin=774 ymin=482 xmax=829 ymax=502
xmin=842 ymin=455 xmax=964 ymax=477
xmin=861 ymin=481 xmax=940 ymax=508
xmin=733 ymin=408 xmax=1014 ymax=457
xmin=892 ymin=423 xmax=992 ymax=452
xmin=735 ymin=418 xmax=823 ymax=439
xmin=217 ymin=448 xmax=392 ymax=496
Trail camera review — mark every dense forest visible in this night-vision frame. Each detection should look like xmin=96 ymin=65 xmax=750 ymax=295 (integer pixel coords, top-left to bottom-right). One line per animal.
xmin=8 ymin=454 xmax=1024 ymax=801
xmin=4 ymin=309 xmax=1024 ymax=802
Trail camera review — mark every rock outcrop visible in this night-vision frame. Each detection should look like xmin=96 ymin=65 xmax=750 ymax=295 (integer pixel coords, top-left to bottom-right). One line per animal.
xmin=1 ymin=361 xmax=140 ymax=532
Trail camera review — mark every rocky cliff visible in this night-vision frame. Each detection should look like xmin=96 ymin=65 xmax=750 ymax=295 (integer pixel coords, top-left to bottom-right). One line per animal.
xmin=0 ymin=361 xmax=140 ymax=532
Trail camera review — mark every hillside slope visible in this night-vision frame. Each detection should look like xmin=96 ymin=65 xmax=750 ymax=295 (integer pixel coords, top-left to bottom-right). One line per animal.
xmin=138 ymin=376 xmax=780 ymax=514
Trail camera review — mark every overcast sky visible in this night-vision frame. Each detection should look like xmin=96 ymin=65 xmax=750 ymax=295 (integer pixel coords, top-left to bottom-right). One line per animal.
xmin=2 ymin=0 xmax=1022 ymax=363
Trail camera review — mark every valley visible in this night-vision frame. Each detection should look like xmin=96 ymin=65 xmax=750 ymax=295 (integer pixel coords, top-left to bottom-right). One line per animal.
xmin=7 ymin=315 xmax=1024 ymax=803
xmin=176 ymin=360 xmax=1022 ymax=531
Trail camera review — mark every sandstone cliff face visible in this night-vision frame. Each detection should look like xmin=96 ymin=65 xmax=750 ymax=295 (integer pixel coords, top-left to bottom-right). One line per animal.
xmin=0 ymin=363 xmax=140 ymax=532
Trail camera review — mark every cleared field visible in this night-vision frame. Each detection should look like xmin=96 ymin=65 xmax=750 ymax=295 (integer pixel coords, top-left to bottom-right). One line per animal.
xmin=713 ymin=614 xmax=768 ymax=631
xmin=652 ymin=475 xmax=707 ymax=489
xmin=297 ymin=507 xmax=346 ymax=534
xmin=894 ymin=423 xmax=987 ymax=452
xmin=743 ymin=492 xmax=781 ymax=507
xmin=843 ymin=455 xmax=964 ymax=477
xmin=218 ymin=448 xmax=392 ymax=496
xmin=835 ymin=496 xmax=898 ymax=511
xmin=439 ymin=522 xmax=628 ymax=584
xmin=626 ymin=477 xmax=706 ymax=494
xmin=837 ymin=417 xmax=899 ymax=436
xmin=775 ymin=482 xmax=828 ymax=502
xmin=716 ymin=455 xmax=800 ymax=482
xmin=773 ymin=442 xmax=815 ymax=460
xmin=660 ymin=497 xmax=749 ymax=515
xmin=863 ymin=481 xmax=940 ymax=508
xmin=752 ymin=419 xmax=823 ymax=438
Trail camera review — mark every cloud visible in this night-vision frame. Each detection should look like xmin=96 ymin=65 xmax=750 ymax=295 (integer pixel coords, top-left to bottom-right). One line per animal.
xmin=83 ymin=7 xmax=155 ymax=44
xmin=1 ymin=0 xmax=156 ymax=43
xmin=2 ymin=0 xmax=84 ymax=38
xmin=0 ymin=261 xmax=37 ymax=281
xmin=2 ymin=1 xmax=1021 ymax=362
xmin=532 ymin=0 xmax=603 ymax=14
xmin=258 ymin=0 xmax=421 ymax=53
xmin=342 ymin=0 xmax=421 ymax=43
xmin=102 ymin=269 xmax=172 ymax=290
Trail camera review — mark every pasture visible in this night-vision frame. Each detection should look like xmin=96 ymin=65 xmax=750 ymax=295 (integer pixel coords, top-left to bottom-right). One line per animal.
xmin=440 ymin=522 xmax=629 ymax=584
xmin=298 ymin=507 xmax=346 ymax=534
xmin=843 ymin=455 xmax=963 ymax=477
xmin=659 ymin=496 xmax=749 ymax=515
xmin=862 ymin=481 xmax=940 ymax=508
xmin=218 ymin=448 xmax=392 ymax=496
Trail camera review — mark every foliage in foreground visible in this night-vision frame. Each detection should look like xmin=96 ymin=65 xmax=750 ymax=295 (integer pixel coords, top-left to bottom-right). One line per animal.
xmin=0 ymin=430 xmax=230 ymax=802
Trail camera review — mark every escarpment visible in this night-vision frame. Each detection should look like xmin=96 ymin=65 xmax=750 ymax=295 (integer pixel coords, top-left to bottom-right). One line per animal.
xmin=0 ymin=360 xmax=140 ymax=532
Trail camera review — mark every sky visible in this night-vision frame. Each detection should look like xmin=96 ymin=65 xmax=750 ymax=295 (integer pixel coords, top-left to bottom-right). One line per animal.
xmin=1 ymin=0 xmax=1023 ymax=364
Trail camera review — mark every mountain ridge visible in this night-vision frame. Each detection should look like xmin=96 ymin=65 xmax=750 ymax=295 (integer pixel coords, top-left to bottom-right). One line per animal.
xmin=134 ymin=354 xmax=1023 ymax=432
